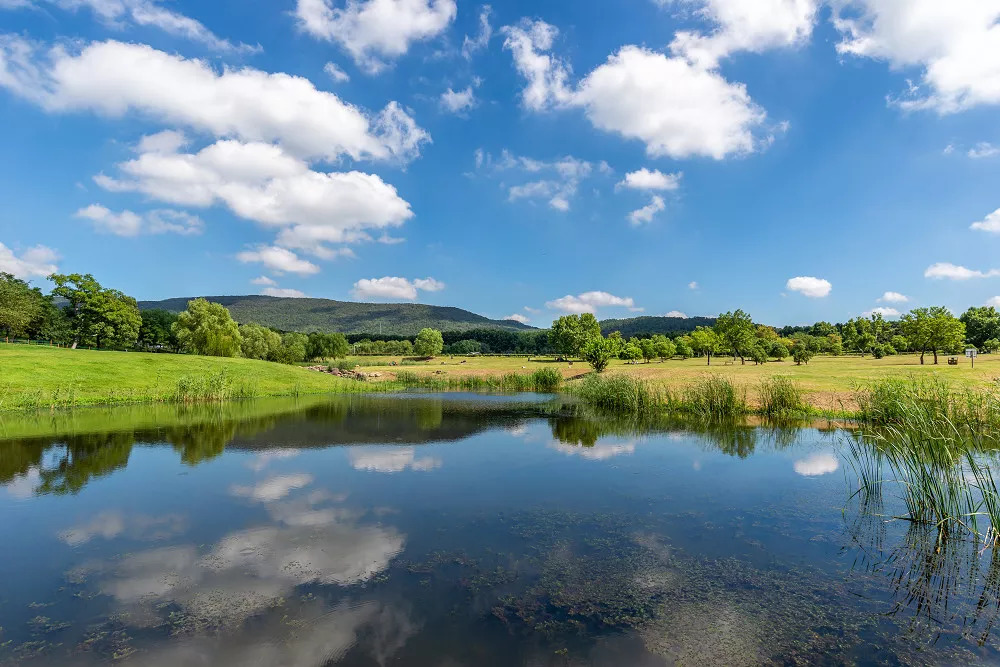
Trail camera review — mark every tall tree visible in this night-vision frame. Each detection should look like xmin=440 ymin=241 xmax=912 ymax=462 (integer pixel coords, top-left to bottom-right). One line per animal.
xmin=960 ymin=307 xmax=1000 ymax=348
xmin=714 ymin=309 xmax=755 ymax=364
xmin=549 ymin=314 xmax=601 ymax=358
xmin=414 ymin=328 xmax=444 ymax=357
xmin=0 ymin=272 xmax=41 ymax=338
xmin=902 ymin=306 xmax=965 ymax=364
xmin=689 ymin=327 xmax=721 ymax=366
xmin=172 ymin=298 xmax=242 ymax=357
xmin=138 ymin=309 xmax=179 ymax=350
xmin=239 ymin=323 xmax=282 ymax=361
xmin=50 ymin=273 xmax=140 ymax=349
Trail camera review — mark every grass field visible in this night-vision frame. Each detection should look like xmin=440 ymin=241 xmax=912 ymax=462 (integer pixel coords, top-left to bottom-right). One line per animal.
xmin=0 ymin=343 xmax=391 ymax=411
xmin=3 ymin=343 xmax=999 ymax=413
xmin=342 ymin=352 xmax=1000 ymax=411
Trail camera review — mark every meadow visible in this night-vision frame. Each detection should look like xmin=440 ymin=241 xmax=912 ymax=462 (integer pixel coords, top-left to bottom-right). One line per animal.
xmin=0 ymin=343 xmax=393 ymax=411
xmin=338 ymin=352 xmax=1000 ymax=412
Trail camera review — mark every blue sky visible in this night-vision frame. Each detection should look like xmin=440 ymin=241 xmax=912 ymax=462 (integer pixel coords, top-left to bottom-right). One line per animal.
xmin=2 ymin=0 xmax=1000 ymax=327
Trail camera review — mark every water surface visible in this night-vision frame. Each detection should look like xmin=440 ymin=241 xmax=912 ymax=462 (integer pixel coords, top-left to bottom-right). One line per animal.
xmin=1 ymin=394 xmax=998 ymax=665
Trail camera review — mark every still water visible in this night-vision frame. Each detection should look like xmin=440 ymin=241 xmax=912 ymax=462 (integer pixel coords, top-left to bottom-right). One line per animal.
xmin=1 ymin=393 xmax=999 ymax=665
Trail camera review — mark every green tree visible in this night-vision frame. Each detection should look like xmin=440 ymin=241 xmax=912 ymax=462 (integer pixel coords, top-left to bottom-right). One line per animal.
xmin=50 ymin=273 xmax=141 ymax=349
xmin=0 ymin=272 xmax=41 ymax=338
xmin=138 ymin=309 xmax=179 ymax=350
xmin=750 ymin=344 xmax=768 ymax=365
xmin=549 ymin=314 xmax=601 ymax=358
xmin=902 ymin=306 xmax=965 ymax=365
xmin=689 ymin=327 xmax=721 ymax=366
xmin=715 ymin=309 xmax=755 ymax=364
xmin=769 ymin=341 xmax=789 ymax=360
xmin=414 ymin=328 xmax=444 ymax=357
xmin=891 ymin=335 xmax=909 ymax=353
xmin=983 ymin=338 xmax=1000 ymax=354
xmin=652 ymin=334 xmax=675 ymax=361
xmin=239 ymin=323 xmax=282 ymax=361
xmin=827 ymin=333 xmax=843 ymax=356
xmin=446 ymin=339 xmax=482 ymax=355
xmin=674 ymin=339 xmax=693 ymax=359
xmin=172 ymin=298 xmax=242 ymax=357
xmin=581 ymin=336 xmax=614 ymax=372
xmin=792 ymin=346 xmax=813 ymax=365
xmin=307 ymin=332 xmax=350 ymax=360
xmin=620 ymin=341 xmax=642 ymax=364
xmin=637 ymin=337 xmax=656 ymax=363
xmin=960 ymin=307 xmax=1000 ymax=348
xmin=279 ymin=332 xmax=309 ymax=363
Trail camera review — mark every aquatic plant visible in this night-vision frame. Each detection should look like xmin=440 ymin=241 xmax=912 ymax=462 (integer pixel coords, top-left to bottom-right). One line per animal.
xmin=680 ymin=375 xmax=749 ymax=419
xmin=574 ymin=373 xmax=662 ymax=417
xmin=756 ymin=376 xmax=806 ymax=417
xmin=395 ymin=369 xmax=562 ymax=393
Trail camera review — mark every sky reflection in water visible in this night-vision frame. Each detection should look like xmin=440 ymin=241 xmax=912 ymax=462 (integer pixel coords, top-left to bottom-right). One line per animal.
xmin=1 ymin=394 xmax=999 ymax=665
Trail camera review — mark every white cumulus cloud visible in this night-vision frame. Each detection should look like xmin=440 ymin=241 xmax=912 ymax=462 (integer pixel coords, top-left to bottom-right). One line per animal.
xmin=0 ymin=38 xmax=429 ymax=163
xmin=971 ymin=209 xmax=1000 ymax=233
xmin=832 ymin=0 xmax=1000 ymax=114
xmin=628 ymin=195 xmax=666 ymax=225
xmin=504 ymin=313 xmax=530 ymax=324
xmin=617 ymin=168 xmax=682 ymax=191
xmin=664 ymin=310 xmax=689 ymax=318
xmin=323 ymin=62 xmax=350 ymax=83
xmin=925 ymin=262 xmax=1000 ymax=280
xmin=462 ymin=4 xmax=492 ymax=59
xmin=351 ymin=276 xmax=444 ymax=301
xmin=251 ymin=276 xmax=277 ymax=286
xmin=440 ymin=86 xmax=477 ymax=113
xmin=968 ymin=142 xmax=1000 ymax=158
xmin=0 ymin=242 xmax=59 ymax=279
xmin=878 ymin=291 xmax=909 ymax=303
xmin=863 ymin=307 xmax=901 ymax=318
xmin=501 ymin=20 xmax=773 ymax=159
xmin=988 ymin=297 xmax=1000 ymax=308
xmin=295 ymin=0 xmax=456 ymax=73
xmin=546 ymin=291 xmax=636 ymax=314
xmin=262 ymin=287 xmax=307 ymax=298
xmin=236 ymin=246 xmax=320 ymax=276
xmin=786 ymin=276 xmax=832 ymax=298
xmin=793 ymin=452 xmax=839 ymax=477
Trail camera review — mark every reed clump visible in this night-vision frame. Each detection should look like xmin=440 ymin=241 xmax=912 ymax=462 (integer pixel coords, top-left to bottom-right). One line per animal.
xmin=680 ymin=375 xmax=749 ymax=419
xmin=855 ymin=376 xmax=1000 ymax=432
xmin=575 ymin=374 xmax=662 ymax=417
xmin=757 ymin=376 xmax=806 ymax=417
xmin=395 ymin=368 xmax=562 ymax=393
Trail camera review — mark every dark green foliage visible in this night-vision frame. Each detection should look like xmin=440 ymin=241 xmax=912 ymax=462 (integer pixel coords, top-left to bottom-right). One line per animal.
xmin=50 ymin=273 xmax=141 ymax=349
xmin=306 ymin=332 xmax=349 ymax=360
xmin=598 ymin=315 xmax=716 ymax=337
xmin=445 ymin=339 xmax=482 ymax=354
xmin=960 ymin=306 xmax=1000 ymax=349
xmin=138 ymin=309 xmax=179 ymax=350
xmin=138 ymin=295 xmax=533 ymax=336
xmin=792 ymin=347 xmax=813 ymax=365
xmin=0 ymin=272 xmax=42 ymax=337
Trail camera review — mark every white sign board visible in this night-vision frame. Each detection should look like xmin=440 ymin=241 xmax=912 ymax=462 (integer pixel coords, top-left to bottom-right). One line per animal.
xmin=966 ymin=348 xmax=978 ymax=358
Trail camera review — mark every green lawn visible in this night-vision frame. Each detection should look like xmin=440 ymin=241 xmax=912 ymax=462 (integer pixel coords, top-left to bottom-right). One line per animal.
xmin=0 ymin=343 xmax=386 ymax=411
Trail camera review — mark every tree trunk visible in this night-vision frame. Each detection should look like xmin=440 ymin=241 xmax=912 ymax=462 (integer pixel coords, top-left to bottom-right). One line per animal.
xmin=706 ymin=353 xmax=711 ymax=366
xmin=919 ymin=350 xmax=924 ymax=365
xmin=933 ymin=349 xmax=939 ymax=365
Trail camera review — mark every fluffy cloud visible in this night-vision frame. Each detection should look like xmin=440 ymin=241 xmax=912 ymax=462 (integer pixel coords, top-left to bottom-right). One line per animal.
xmin=351 ymin=276 xmax=444 ymax=300
xmin=863 ymin=306 xmax=900 ymax=318
xmin=786 ymin=276 xmax=832 ymax=298
xmin=262 ymin=287 xmax=307 ymax=298
xmin=504 ymin=313 xmax=530 ymax=324
xmin=664 ymin=310 xmax=689 ymax=318
xmin=236 ymin=246 xmax=320 ymax=276
xmin=323 ymin=62 xmax=350 ymax=83
xmin=989 ymin=297 xmax=1000 ymax=308
xmin=878 ymin=291 xmax=909 ymax=303
xmin=251 ymin=275 xmax=277 ymax=286
xmin=0 ymin=38 xmax=428 ymax=163
xmin=10 ymin=0 xmax=258 ymax=53
xmin=971 ymin=209 xmax=1000 ymax=233
xmin=969 ymin=142 xmax=1000 ymax=158
xmin=295 ymin=0 xmax=456 ymax=72
xmin=440 ymin=86 xmax=476 ymax=113
xmin=833 ymin=0 xmax=1000 ymax=113
xmin=688 ymin=281 xmax=699 ymax=289
xmin=925 ymin=262 xmax=1000 ymax=280
xmin=502 ymin=20 xmax=771 ymax=159
xmin=628 ymin=195 xmax=666 ymax=225
xmin=617 ymin=168 xmax=682 ymax=191
xmin=462 ymin=5 xmax=493 ymax=59
xmin=96 ymin=138 xmax=412 ymax=256
xmin=546 ymin=291 xmax=636 ymax=314
xmin=0 ymin=242 xmax=58 ymax=278
xmin=75 ymin=204 xmax=203 ymax=236
xmin=668 ymin=0 xmax=818 ymax=68
xmin=349 ymin=447 xmax=441 ymax=473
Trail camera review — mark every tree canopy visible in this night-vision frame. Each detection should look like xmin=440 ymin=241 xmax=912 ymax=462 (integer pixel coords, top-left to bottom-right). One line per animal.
xmin=50 ymin=273 xmax=141 ymax=349
xmin=172 ymin=298 xmax=242 ymax=357
xmin=414 ymin=328 xmax=445 ymax=357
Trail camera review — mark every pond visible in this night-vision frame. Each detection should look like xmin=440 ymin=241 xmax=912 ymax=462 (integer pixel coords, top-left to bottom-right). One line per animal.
xmin=1 ymin=393 xmax=999 ymax=665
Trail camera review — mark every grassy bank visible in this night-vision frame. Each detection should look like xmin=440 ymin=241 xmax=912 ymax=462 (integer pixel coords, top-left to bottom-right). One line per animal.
xmin=0 ymin=344 xmax=395 ymax=411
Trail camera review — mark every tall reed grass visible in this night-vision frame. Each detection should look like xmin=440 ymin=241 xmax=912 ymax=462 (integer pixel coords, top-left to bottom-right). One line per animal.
xmin=395 ymin=368 xmax=562 ymax=393
xmin=679 ymin=375 xmax=749 ymax=418
xmin=757 ymin=376 xmax=806 ymax=417
xmin=575 ymin=374 xmax=662 ymax=417
xmin=855 ymin=376 xmax=1000 ymax=432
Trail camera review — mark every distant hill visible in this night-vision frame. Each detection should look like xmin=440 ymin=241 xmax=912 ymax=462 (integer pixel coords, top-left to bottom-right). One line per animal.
xmin=137 ymin=295 xmax=534 ymax=336
xmin=599 ymin=315 xmax=716 ymax=337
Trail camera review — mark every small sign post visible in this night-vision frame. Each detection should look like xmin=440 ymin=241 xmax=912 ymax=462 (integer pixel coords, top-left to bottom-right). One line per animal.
xmin=966 ymin=348 xmax=978 ymax=369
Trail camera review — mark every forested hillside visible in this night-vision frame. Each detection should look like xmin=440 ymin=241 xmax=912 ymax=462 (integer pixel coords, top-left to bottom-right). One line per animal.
xmin=599 ymin=315 xmax=716 ymax=337
xmin=137 ymin=295 xmax=534 ymax=336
